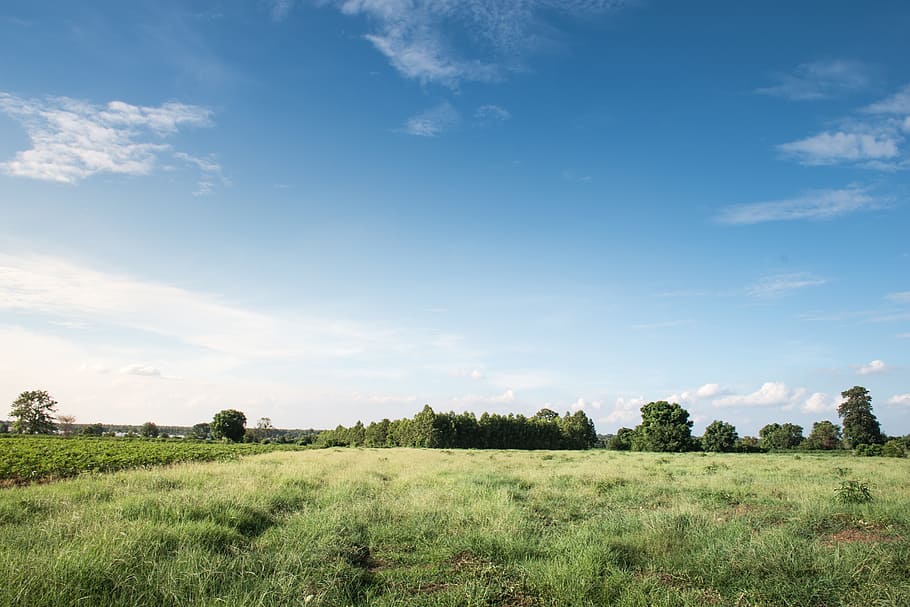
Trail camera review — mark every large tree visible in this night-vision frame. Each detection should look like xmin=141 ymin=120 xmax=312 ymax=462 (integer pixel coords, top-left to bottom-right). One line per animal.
xmin=838 ymin=386 xmax=883 ymax=447
xmin=759 ymin=423 xmax=804 ymax=449
xmin=632 ymin=401 xmax=695 ymax=452
xmin=804 ymin=420 xmax=841 ymax=450
xmin=702 ymin=420 xmax=738 ymax=452
xmin=211 ymin=409 xmax=247 ymax=442
xmin=140 ymin=422 xmax=159 ymax=438
xmin=9 ymin=390 xmax=58 ymax=434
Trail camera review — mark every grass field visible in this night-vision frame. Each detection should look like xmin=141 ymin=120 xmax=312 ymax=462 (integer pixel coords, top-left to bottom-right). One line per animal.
xmin=1 ymin=448 xmax=908 ymax=606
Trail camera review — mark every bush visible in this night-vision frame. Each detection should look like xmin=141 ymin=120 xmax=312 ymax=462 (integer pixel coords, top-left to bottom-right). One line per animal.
xmin=882 ymin=439 xmax=906 ymax=458
xmin=834 ymin=479 xmax=873 ymax=504
xmin=854 ymin=443 xmax=883 ymax=457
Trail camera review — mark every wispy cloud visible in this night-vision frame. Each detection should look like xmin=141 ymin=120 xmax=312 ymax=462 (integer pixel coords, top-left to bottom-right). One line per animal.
xmin=888 ymin=393 xmax=910 ymax=406
xmin=474 ymin=104 xmax=511 ymax=125
xmin=778 ymin=131 xmax=900 ymax=165
xmin=714 ymin=382 xmax=805 ymax=408
xmin=715 ymin=186 xmax=883 ymax=225
xmin=172 ymin=151 xmax=228 ymax=196
xmin=746 ymin=273 xmax=826 ymax=298
xmin=400 ymin=101 xmax=460 ymax=137
xmin=886 ymin=291 xmax=910 ymax=304
xmin=119 ymin=364 xmax=163 ymax=378
xmin=280 ymin=1 xmax=631 ymax=87
xmin=756 ymin=60 xmax=871 ymax=101
xmin=0 ymin=93 xmax=217 ymax=189
xmin=561 ymin=170 xmax=593 ymax=183
xmin=855 ymin=359 xmax=888 ymax=375
xmin=629 ymin=319 xmax=694 ymax=330
xmin=863 ymin=84 xmax=910 ymax=115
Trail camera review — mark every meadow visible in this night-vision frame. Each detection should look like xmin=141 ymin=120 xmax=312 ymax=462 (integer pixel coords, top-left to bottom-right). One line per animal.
xmin=1 ymin=448 xmax=908 ymax=606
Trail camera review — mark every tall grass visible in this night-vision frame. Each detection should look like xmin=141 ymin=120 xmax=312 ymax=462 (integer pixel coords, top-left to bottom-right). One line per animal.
xmin=1 ymin=449 xmax=907 ymax=606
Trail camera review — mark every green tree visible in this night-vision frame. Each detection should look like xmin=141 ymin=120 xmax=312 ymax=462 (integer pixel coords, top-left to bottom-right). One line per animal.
xmin=632 ymin=401 xmax=695 ymax=452
xmin=9 ymin=390 xmax=58 ymax=435
xmin=759 ymin=423 xmax=804 ymax=449
xmin=211 ymin=409 xmax=247 ymax=442
xmin=140 ymin=421 xmax=159 ymax=438
xmin=702 ymin=420 xmax=738 ymax=452
xmin=804 ymin=420 xmax=841 ymax=450
xmin=559 ymin=410 xmax=598 ymax=449
xmin=81 ymin=423 xmax=105 ymax=436
xmin=190 ymin=422 xmax=211 ymax=440
xmin=608 ymin=427 xmax=635 ymax=451
xmin=838 ymin=386 xmax=883 ymax=447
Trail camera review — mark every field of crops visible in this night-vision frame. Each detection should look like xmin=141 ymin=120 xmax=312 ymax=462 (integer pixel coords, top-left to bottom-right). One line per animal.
xmin=1 ymin=448 xmax=908 ymax=606
xmin=0 ymin=436 xmax=303 ymax=483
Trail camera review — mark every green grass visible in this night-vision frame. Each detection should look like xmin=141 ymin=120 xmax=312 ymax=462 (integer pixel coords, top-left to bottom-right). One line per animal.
xmin=1 ymin=449 xmax=908 ymax=606
xmin=0 ymin=436 xmax=304 ymax=483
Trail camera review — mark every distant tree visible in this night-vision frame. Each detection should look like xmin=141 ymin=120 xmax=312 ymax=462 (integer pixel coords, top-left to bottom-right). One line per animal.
xmin=759 ymin=423 xmax=804 ymax=449
xmin=559 ymin=410 xmax=598 ymax=449
xmin=140 ymin=421 xmax=159 ymax=438
xmin=211 ymin=409 xmax=247 ymax=442
xmin=804 ymin=421 xmax=841 ymax=450
xmin=632 ymin=401 xmax=695 ymax=452
xmin=608 ymin=427 xmax=635 ymax=451
xmin=838 ymin=386 xmax=883 ymax=447
xmin=0 ymin=421 xmax=8 ymax=433
xmin=57 ymin=414 xmax=76 ymax=437
xmin=364 ymin=419 xmax=391 ymax=447
xmin=81 ymin=423 xmax=105 ymax=436
xmin=702 ymin=420 xmax=738 ymax=452
xmin=882 ymin=439 xmax=906 ymax=458
xmin=9 ymin=390 xmax=58 ymax=434
xmin=190 ymin=423 xmax=211 ymax=440
xmin=533 ymin=408 xmax=560 ymax=422
xmin=736 ymin=436 xmax=765 ymax=453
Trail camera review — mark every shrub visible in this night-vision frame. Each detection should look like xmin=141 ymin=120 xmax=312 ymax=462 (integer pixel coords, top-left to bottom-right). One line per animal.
xmin=882 ymin=439 xmax=906 ymax=458
xmin=834 ymin=480 xmax=873 ymax=504
xmin=854 ymin=443 xmax=883 ymax=457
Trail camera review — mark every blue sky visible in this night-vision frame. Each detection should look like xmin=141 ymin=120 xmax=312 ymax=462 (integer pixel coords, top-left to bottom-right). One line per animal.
xmin=1 ymin=0 xmax=908 ymax=435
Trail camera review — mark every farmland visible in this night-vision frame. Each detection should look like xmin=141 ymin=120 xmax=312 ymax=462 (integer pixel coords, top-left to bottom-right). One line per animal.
xmin=1 ymin=448 xmax=908 ymax=606
xmin=0 ymin=436 xmax=304 ymax=484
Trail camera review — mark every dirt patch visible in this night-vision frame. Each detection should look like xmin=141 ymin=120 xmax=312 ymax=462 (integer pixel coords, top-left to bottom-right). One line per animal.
xmin=822 ymin=529 xmax=903 ymax=545
xmin=450 ymin=550 xmax=489 ymax=571
xmin=414 ymin=582 xmax=449 ymax=594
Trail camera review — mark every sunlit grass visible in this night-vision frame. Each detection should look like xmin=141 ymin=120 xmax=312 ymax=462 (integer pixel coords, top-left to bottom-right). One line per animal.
xmin=1 ymin=449 xmax=908 ymax=606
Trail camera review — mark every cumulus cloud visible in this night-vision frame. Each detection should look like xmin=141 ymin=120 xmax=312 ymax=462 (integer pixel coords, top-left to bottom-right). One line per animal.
xmin=602 ymin=395 xmax=644 ymax=425
xmin=855 ymin=359 xmax=888 ymax=375
xmin=714 ymin=382 xmax=805 ymax=408
xmin=887 ymin=393 xmax=910 ymax=406
xmin=570 ymin=397 xmax=601 ymax=412
xmin=695 ymin=383 xmax=722 ymax=398
xmin=0 ymin=93 xmax=216 ymax=188
xmin=401 ymin=101 xmax=460 ymax=137
xmin=715 ymin=186 xmax=883 ymax=225
xmin=756 ymin=60 xmax=871 ymax=101
xmin=803 ymin=392 xmax=840 ymax=413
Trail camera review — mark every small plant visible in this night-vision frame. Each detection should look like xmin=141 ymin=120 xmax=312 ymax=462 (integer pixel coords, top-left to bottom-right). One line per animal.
xmin=833 ymin=466 xmax=851 ymax=478
xmin=834 ymin=479 xmax=873 ymax=504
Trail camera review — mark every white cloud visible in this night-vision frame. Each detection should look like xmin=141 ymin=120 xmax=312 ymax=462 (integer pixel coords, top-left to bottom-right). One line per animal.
xmin=470 ymin=369 xmax=484 ymax=380
xmin=601 ymin=395 xmax=644 ymax=425
xmin=0 ymin=93 xmax=215 ymax=187
xmin=803 ymin=392 xmax=840 ymax=413
xmin=757 ymin=60 xmax=871 ymax=101
xmin=119 ymin=364 xmax=163 ymax=377
xmin=863 ymin=84 xmax=910 ymax=115
xmin=288 ymin=1 xmax=629 ymax=87
xmin=474 ymin=104 xmax=511 ymax=123
xmin=714 ymin=382 xmax=805 ymax=408
xmin=886 ymin=291 xmax=910 ymax=304
xmin=746 ymin=273 xmax=827 ymax=298
xmin=0 ymin=253 xmax=395 ymax=360
xmin=715 ymin=186 xmax=882 ymax=225
xmin=855 ymin=359 xmax=888 ymax=375
xmin=570 ymin=397 xmax=601 ymax=412
xmin=172 ymin=152 xmax=228 ymax=196
xmin=695 ymin=383 xmax=721 ymax=398
xmin=887 ymin=393 xmax=910 ymax=406
xmin=778 ymin=131 xmax=899 ymax=165
xmin=450 ymin=389 xmax=516 ymax=407
xmin=401 ymin=102 xmax=460 ymax=137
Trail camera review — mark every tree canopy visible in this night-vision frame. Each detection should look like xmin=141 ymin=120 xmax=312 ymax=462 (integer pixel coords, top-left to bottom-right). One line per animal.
xmin=702 ymin=420 xmax=738 ymax=452
xmin=804 ymin=420 xmax=841 ymax=450
xmin=211 ymin=409 xmax=247 ymax=442
xmin=838 ymin=386 xmax=883 ymax=447
xmin=9 ymin=390 xmax=58 ymax=435
xmin=631 ymin=401 xmax=696 ymax=452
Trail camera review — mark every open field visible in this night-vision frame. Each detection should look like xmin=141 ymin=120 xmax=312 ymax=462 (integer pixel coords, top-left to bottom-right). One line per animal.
xmin=0 ymin=436 xmax=305 ymax=484
xmin=1 ymin=449 xmax=908 ymax=607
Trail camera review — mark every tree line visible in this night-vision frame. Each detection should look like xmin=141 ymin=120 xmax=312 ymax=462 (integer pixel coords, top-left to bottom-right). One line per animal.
xmin=4 ymin=385 xmax=907 ymax=456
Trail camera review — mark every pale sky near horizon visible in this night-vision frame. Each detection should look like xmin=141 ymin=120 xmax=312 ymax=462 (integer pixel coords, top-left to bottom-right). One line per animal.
xmin=1 ymin=0 xmax=909 ymax=435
